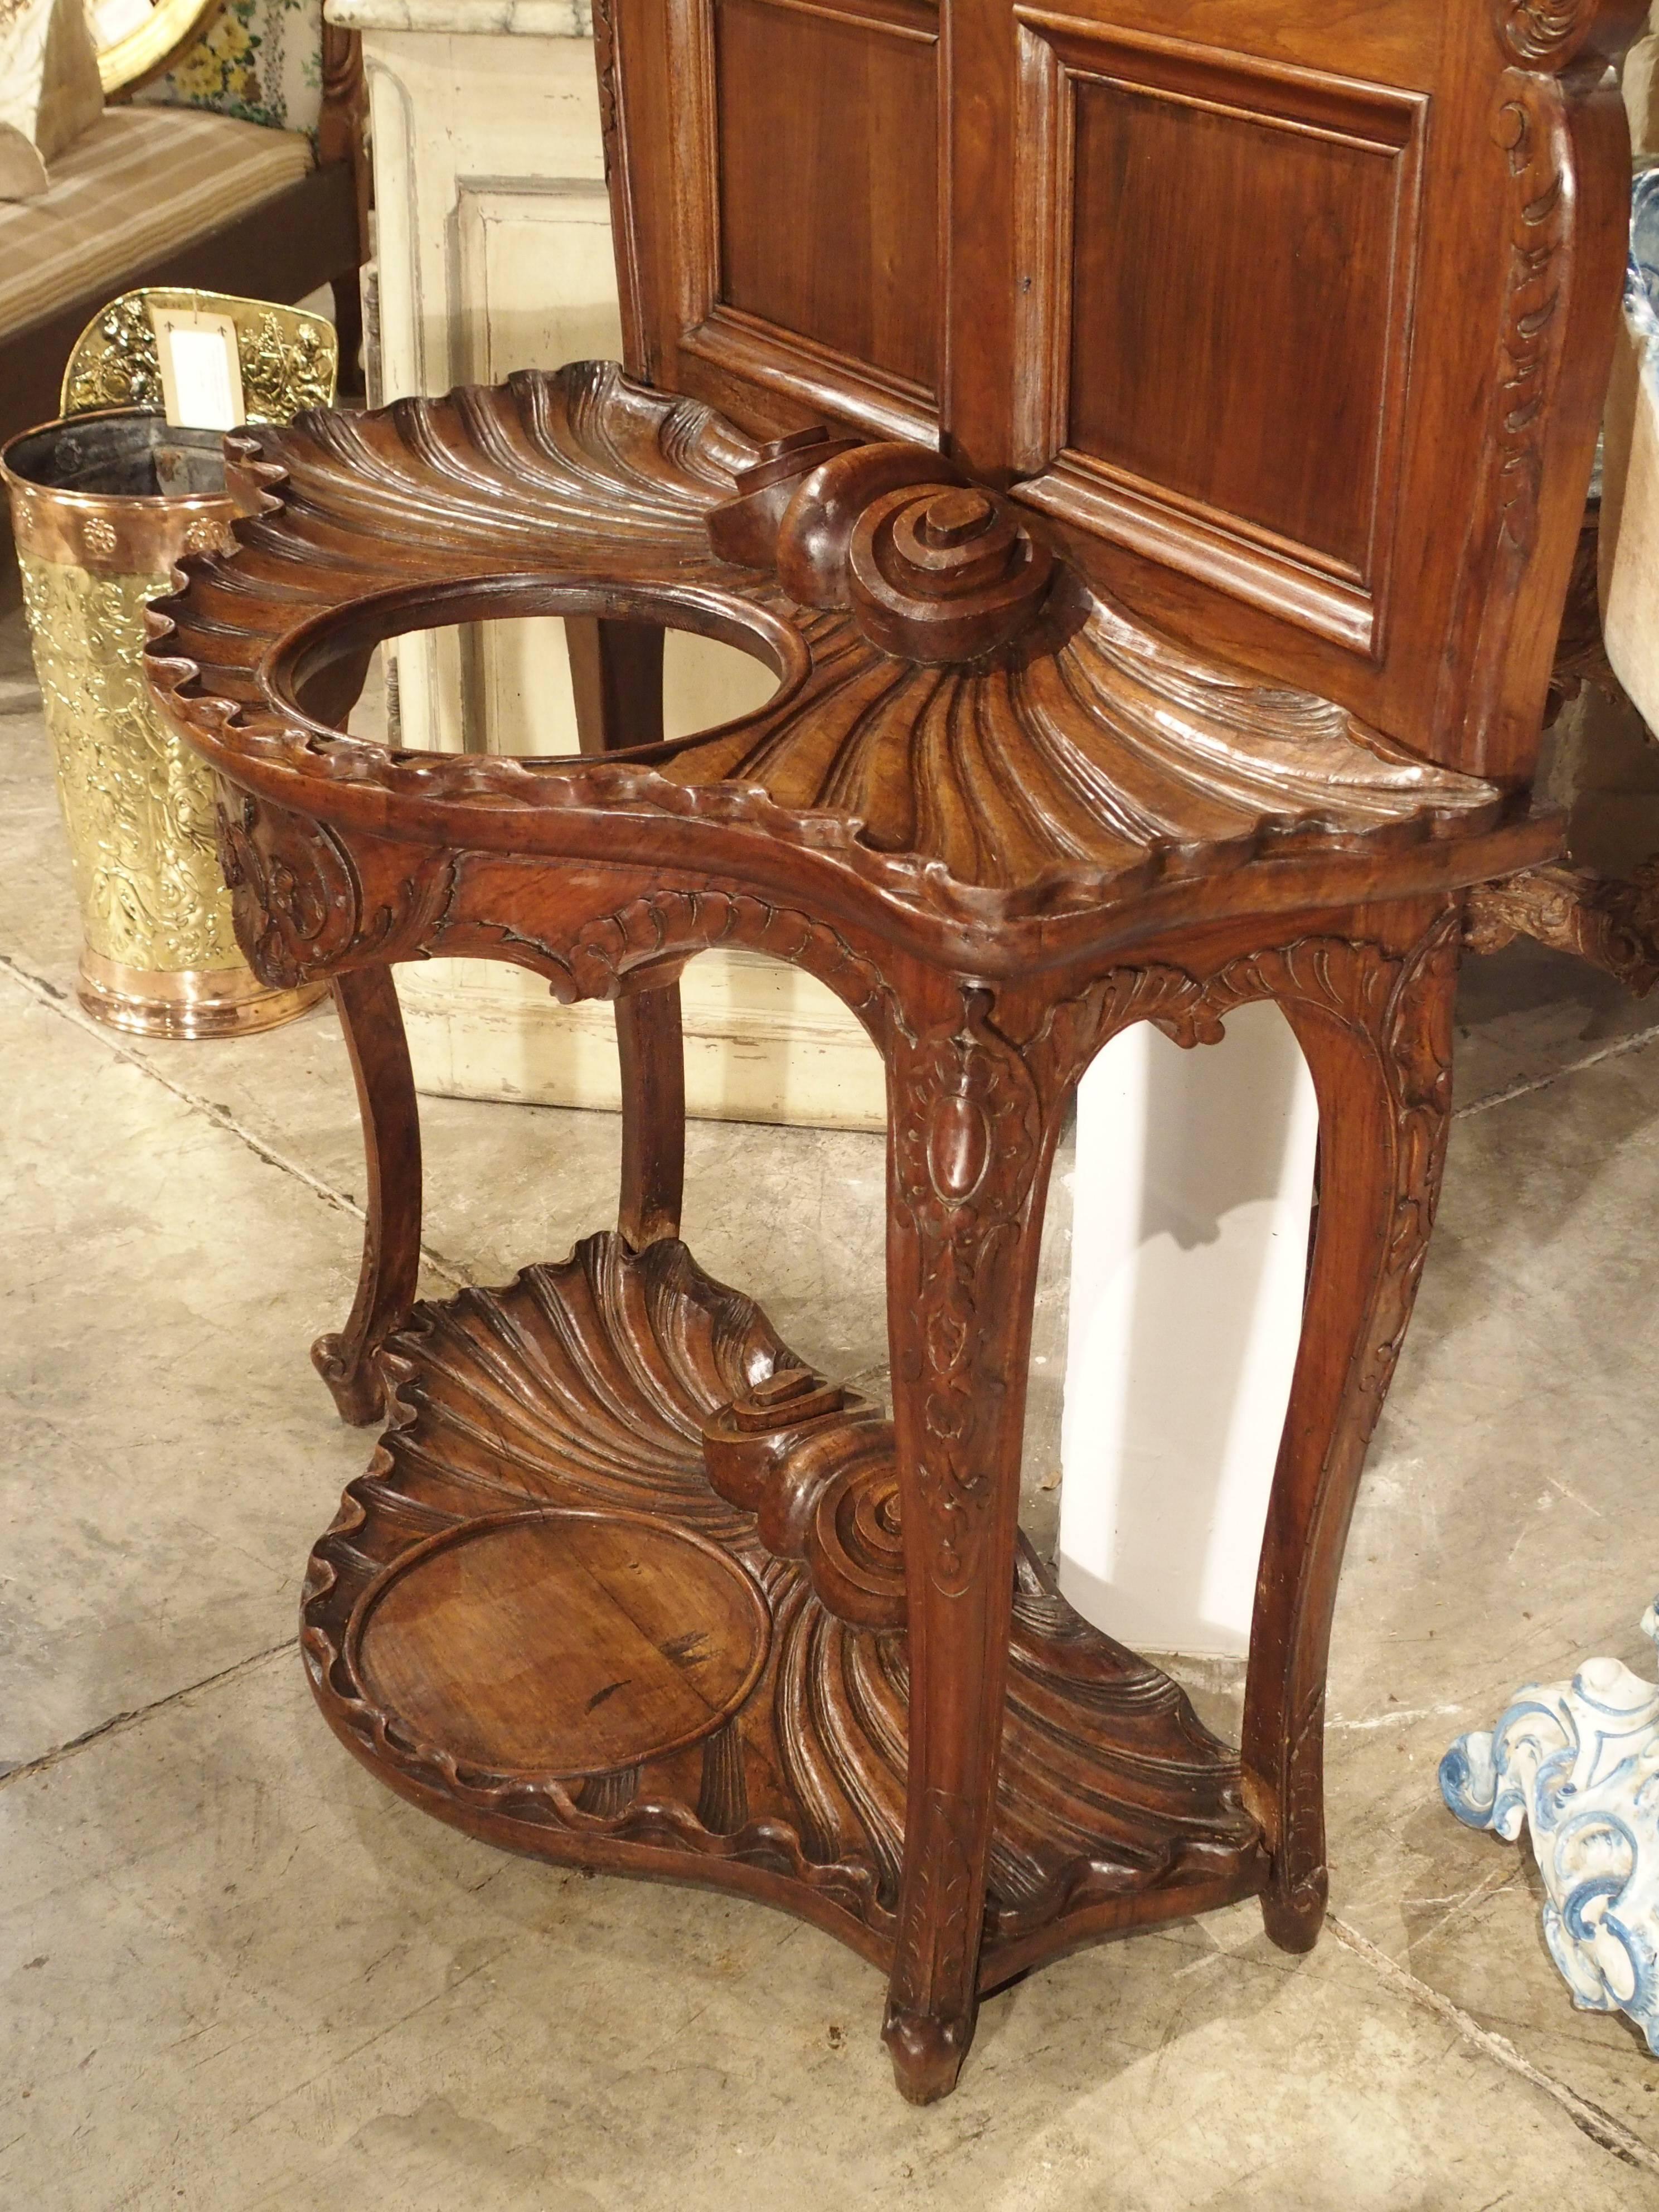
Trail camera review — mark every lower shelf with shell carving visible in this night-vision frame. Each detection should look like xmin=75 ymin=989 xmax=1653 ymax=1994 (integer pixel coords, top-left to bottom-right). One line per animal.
xmin=301 ymin=1232 xmax=1268 ymax=1984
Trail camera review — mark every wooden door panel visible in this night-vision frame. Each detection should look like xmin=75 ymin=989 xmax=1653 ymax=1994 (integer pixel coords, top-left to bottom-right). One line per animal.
xmin=1010 ymin=15 xmax=1425 ymax=657
xmin=608 ymin=0 xmax=1635 ymax=778
xmin=716 ymin=0 xmax=939 ymax=390
xmin=662 ymin=0 xmax=942 ymax=436
xmin=1011 ymin=0 xmax=1444 ymax=83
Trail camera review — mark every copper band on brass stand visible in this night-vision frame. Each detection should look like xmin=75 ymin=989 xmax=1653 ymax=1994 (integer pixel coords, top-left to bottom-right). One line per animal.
xmin=76 ymin=950 xmax=324 ymax=1039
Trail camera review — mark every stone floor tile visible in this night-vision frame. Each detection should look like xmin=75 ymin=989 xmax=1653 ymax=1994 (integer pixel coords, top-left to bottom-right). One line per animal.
xmin=9 ymin=608 xmax=1659 ymax=2202
xmin=2 ymin=1652 xmax=1653 ymax=2212
xmin=0 ymin=983 xmax=368 ymax=1768
xmin=1454 ymin=932 xmax=1659 ymax=1110
xmin=1306 ymin=1043 xmax=1659 ymax=2146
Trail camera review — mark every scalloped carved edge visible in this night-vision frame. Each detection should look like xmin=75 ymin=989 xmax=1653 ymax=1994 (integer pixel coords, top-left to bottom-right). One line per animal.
xmin=299 ymin=1234 xmax=1261 ymax=1972
xmin=144 ymin=365 xmax=1517 ymax=933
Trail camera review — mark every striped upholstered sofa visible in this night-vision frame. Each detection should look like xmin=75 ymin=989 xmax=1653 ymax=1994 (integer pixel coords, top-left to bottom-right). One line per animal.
xmin=0 ymin=6 xmax=365 ymax=550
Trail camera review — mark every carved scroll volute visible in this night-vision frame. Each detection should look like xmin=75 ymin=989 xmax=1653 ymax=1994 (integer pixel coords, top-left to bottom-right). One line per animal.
xmin=771 ymin=441 xmax=966 ymax=605
xmin=1493 ymin=0 xmax=1650 ymax=70
xmin=705 ymin=426 xmax=866 ymax=566
xmin=709 ymin=436 xmax=1057 ymax=664
xmin=846 ymin=485 xmax=1055 ymax=664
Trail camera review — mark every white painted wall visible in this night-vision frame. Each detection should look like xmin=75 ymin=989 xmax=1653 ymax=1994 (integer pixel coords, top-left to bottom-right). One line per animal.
xmin=345 ymin=9 xmax=887 ymax=1128
xmin=1058 ymin=1004 xmax=1318 ymax=1660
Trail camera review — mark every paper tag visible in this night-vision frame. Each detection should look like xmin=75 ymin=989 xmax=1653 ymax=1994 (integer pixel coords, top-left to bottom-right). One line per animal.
xmin=149 ymin=307 xmax=245 ymax=432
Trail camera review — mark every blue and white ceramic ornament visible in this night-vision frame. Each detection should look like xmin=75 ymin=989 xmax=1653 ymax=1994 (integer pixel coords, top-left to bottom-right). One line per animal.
xmin=1441 ymin=1600 xmax=1659 ymax=2054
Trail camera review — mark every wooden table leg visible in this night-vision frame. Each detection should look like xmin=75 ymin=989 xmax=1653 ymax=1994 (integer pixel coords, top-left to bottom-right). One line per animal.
xmin=880 ymin=978 xmax=1066 ymax=2102
xmin=312 ymin=964 xmax=423 ymax=1424
xmin=615 ymin=982 xmax=686 ymax=1248
xmin=568 ymin=614 xmax=686 ymax=1246
xmin=1243 ymin=908 xmax=1459 ymax=1949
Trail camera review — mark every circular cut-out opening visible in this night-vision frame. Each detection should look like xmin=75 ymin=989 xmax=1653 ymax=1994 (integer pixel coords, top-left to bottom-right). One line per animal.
xmin=264 ymin=576 xmax=801 ymax=756
xmin=343 ymin=615 xmax=782 ymax=755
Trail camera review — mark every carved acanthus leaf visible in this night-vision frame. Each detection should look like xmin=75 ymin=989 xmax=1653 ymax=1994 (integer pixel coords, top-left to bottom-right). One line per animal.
xmin=1493 ymin=0 xmax=1648 ymax=70
xmin=890 ymin=988 xmax=1045 ymax=1597
xmin=1466 ymin=859 xmax=1659 ymax=995
xmin=214 ymin=789 xmax=454 ymax=987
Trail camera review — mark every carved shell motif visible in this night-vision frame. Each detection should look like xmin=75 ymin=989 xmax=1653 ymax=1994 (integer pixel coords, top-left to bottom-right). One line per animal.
xmin=147 ymin=362 xmax=1507 ymax=924
xmin=303 ymin=1232 xmax=1259 ymax=1948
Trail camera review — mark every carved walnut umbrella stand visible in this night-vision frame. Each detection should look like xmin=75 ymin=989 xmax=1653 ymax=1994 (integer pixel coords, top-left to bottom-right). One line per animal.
xmin=148 ymin=371 xmax=1566 ymax=2103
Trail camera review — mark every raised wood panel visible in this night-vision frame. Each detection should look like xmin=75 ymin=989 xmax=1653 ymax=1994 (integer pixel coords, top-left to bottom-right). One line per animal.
xmin=1021 ymin=0 xmax=1444 ymax=84
xmin=715 ymin=0 xmax=939 ymax=392
xmin=1069 ymin=87 xmax=1396 ymax=575
xmin=1012 ymin=16 xmax=1424 ymax=657
xmin=666 ymin=0 xmax=940 ymax=435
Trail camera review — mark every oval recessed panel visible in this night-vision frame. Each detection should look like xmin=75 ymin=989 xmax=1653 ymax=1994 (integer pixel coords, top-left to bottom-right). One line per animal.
xmin=349 ymin=1511 xmax=770 ymax=1779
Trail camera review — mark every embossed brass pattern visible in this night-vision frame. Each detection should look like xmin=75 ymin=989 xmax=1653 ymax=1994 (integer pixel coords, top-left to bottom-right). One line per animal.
xmin=61 ymin=291 xmax=337 ymax=426
xmin=20 ymin=551 xmax=245 ymax=974
xmin=3 ymin=409 xmax=326 ymax=1037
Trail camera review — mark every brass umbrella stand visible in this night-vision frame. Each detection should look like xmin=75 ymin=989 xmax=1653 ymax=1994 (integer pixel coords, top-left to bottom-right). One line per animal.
xmin=1 ymin=290 xmax=337 ymax=1037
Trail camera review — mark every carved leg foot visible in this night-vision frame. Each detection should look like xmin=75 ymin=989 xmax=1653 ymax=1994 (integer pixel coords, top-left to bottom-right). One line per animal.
xmin=882 ymin=1992 xmax=976 ymax=2107
xmin=312 ymin=965 xmax=423 ymax=1424
xmin=880 ymin=979 xmax=1065 ymax=2101
xmin=1243 ymin=906 xmax=1459 ymax=1949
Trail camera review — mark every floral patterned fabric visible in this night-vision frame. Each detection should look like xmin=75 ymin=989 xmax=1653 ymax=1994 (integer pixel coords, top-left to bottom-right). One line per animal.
xmin=133 ymin=0 xmax=322 ymax=144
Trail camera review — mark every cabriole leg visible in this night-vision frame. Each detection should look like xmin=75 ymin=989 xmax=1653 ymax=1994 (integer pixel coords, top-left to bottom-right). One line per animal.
xmin=313 ymin=964 xmax=423 ymax=1424
xmin=567 ymin=614 xmax=685 ymax=1246
xmin=880 ymin=979 xmax=1064 ymax=2102
xmin=1243 ymin=906 xmax=1459 ymax=1949
xmin=615 ymin=981 xmax=686 ymax=1248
